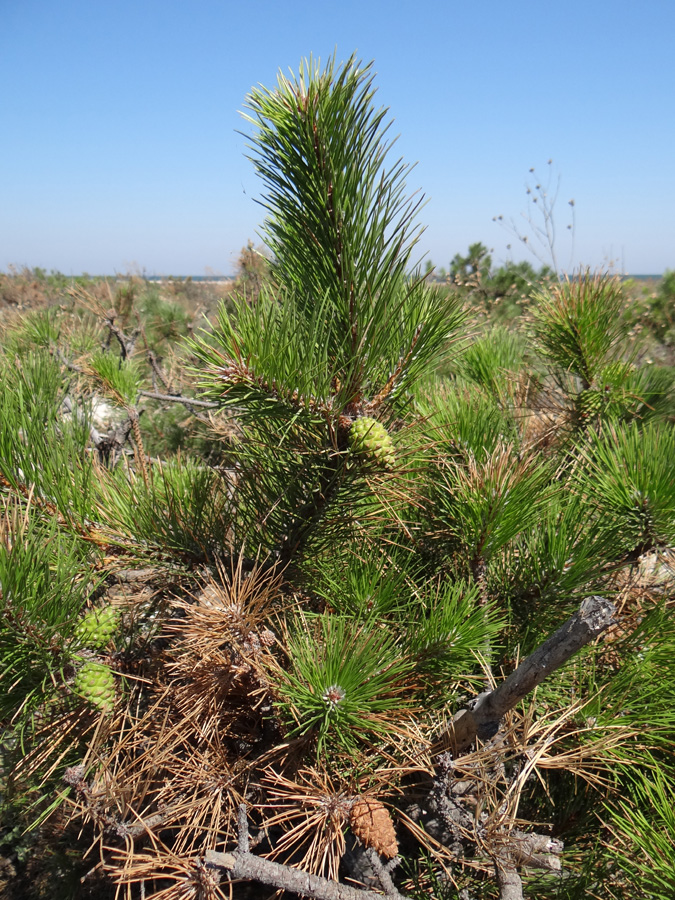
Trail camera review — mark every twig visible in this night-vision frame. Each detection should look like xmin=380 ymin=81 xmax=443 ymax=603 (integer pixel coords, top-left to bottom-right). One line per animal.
xmin=103 ymin=308 xmax=140 ymax=359
xmin=138 ymin=390 xmax=220 ymax=409
xmin=435 ymin=596 xmax=616 ymax=754
xmin=51 ymin=345 xmax=83 ymax=373
xmin=205 ymin=848 xmax=407 ymax=900
xmin=205 ymin=805 xmax=411 ymax=900
xmin=145 ymin=347 xmax=173 ymax=394
xmin=364 ymin=848 xmax=404 ymax=898
xmin=127 ymin=407 xmax=149 ymax=487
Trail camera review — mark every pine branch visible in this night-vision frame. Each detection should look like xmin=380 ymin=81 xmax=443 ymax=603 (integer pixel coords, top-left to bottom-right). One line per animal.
xmin=434 ymin=595 xmax=616 ymax=754
xmin=204 ymin=806 xmax=410 ymax=900
xmin=494 ymin=864 xmax=523 ymax=900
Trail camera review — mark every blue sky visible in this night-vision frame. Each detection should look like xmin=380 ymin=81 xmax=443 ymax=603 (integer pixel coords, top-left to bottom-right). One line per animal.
xmin=1 ymin=0 xmax=674 ymax=276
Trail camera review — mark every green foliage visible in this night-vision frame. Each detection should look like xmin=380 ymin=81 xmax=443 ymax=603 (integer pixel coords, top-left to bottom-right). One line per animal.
xmin=273 ymin=613 xmax=418 ymax=754
xmin=405 ymin=579 xmax=503 ymax=680
xmin=88 ymin=349 xmax=143 ymax=406
xmin=139 ymin=290 xmax=191 ymax=345
xmin=0 ymin=351 xmax=96 ymax=524
xmin=455 ymin=325 xmax=527 ymax=398
xmin=0 ymin=498 xmax=99 ymax=732
xmin=96 ymin=458 xmax=235 ymax=561
xmin=450 ymin=241 xmax=492 ymax=281
xmin=531 ymin=271 xmax=626 ymax=388
xmin=4 ymin=307 xmax=62 ymax=352
xmin=607 ymin=769 xmax=675 ymax=899
xmin=190 ymin=53 xmax=466 ymax=563
xmin=576 ymin=422 xmax=675 ymax=558
xmin=490 ymin=494 xmax=615 ymax=641
xmin=233 ymin=53 xmax=465 ymax=410
xmin=624 ymin=363 xmax=675 ymax=423
xmin=420 ymin=381 xmax=520 ymax=462
xmin=428 ymin=442 xmax=552 ymax=569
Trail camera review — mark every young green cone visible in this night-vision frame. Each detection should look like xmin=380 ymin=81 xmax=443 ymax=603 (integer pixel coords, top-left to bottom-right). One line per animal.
xmin=74 ymin=606 xmax=119 ymax=651
xmin=576 ymin=388 xmax=605 ymax=424
xmin=74 ymin=661 xmax=115 ymax=714
xmin=348 ymin=417 xmax=395 ymax=470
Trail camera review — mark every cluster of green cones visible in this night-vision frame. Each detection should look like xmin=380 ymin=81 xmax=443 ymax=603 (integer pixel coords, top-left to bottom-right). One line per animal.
xmin=73 ymin=606 xmax=119 ymax=713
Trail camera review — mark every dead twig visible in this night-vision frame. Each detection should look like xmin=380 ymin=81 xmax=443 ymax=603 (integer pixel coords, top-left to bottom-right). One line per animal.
xmin=205 ymin=805 xmax=411 ymax=900
xmin=138 ymin=389 xmax=220 ymax=409
xmin=434 ymin=596 xmax=616 ymax=754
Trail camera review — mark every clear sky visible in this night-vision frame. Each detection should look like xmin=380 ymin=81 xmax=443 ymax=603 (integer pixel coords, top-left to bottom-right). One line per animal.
xmin=1 ymin=0 xmax=674 ymax=276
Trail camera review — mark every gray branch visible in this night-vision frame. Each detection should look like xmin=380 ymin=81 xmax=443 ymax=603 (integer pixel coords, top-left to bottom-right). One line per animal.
xmin=138 ymin=389 xmax=220 ymax=409
xmin=436 ymin=596 xmax=615 ymax=754
xmin=503 ymin=831 xmax=564 ymax=871
xmin=103 ymin=308 xmax=140 ymax=359
xmin=204 ymin=805 xmax=411 ymax=900
xmin=205 ymin=848 xmax=407 ymax=900
xmin=495 ymin=864 xmax=523 ymax=900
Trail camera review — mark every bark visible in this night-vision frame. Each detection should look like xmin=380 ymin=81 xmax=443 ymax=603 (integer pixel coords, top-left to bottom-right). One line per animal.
xmin=504 ymin=831 xmax=564 ymax=870
xmin=204 ymin=848 xmax=408 ymax=900
xmin=495 ymin=864 xmax=523 ymax=900
xmin=435 ymin=596 xmax=615 ymax=754
xmin=204 ymin=805 xmax=409 ymax=900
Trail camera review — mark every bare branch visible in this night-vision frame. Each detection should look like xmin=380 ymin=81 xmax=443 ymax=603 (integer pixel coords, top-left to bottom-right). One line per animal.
xmin=103 ymin=308 xmax=140 ymax=359
xmin=205 ymin=848 xmax=408 ymax=900
xmin=435 ymin=596 xmax=616 ymax=754
xmin=138 ymin=389 xmax=220 ymax=409
xmin=494 ymin=863 xmax=523 ymax=900
xmin=204 ymin=806 xmax=411 ymax=900
xmin=146 ymin=347 xmax=173 ymax=393
xmin=364 ymin=848 xmax=404 ymax=898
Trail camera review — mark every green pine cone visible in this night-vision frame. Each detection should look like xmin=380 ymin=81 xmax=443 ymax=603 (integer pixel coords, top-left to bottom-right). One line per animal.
xmin=74 ymin=661 xmax=115 ymax=714
xmin=74 ymin=606 xmax=119 ymax=650
xmin=349 ymin=417 xmax=395 ymax=469
xmin=576 ymin=388 xmax=605 ymax=423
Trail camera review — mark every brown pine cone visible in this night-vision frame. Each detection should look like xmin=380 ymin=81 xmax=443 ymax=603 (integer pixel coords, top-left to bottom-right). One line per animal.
xmin=349 ymin=797 xmax=398 ymax=858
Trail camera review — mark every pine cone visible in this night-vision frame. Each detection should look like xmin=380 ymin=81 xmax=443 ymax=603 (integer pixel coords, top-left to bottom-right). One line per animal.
xmin=74 ymin=661 xmax=115 ymax=714
xmin=348 ymin=417 xmax=395 ymax=470
xmin=576 ymin=388 xmax=605 ymax=423
xmin=74 ymin=605 xmax=119 ymax=650
xmin=349 ymin=797 xmax=398 ymax=858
